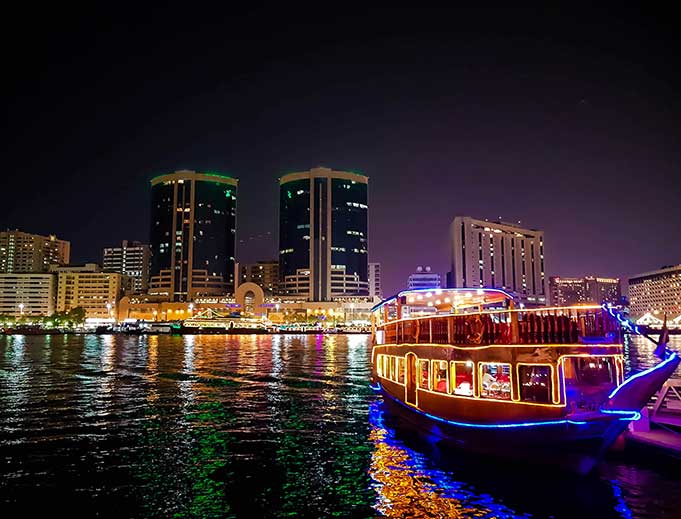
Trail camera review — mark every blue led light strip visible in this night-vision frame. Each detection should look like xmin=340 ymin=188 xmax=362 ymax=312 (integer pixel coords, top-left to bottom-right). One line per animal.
xmin=603 ymin=303 xmax=641 ymax=335
xmin=599 ymin=408 xmax=641 ymax=421
xmin=607 ymin=351 xmax=679 ymax=400
xmin=373 ymin=382 xmax=589 ymax=428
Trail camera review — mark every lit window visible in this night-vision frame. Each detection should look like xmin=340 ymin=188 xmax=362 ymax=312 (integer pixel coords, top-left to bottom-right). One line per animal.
xmin=396 ymin=357 xmax=405 ymax=384
xmin=419 ymin=359 xmax=430 ymax=389
xmin=479 ymin=363 xmax=511 ymax=400
xmin=432 ymin=360 xmax=448 ymax=393
xmin=451 ymin=361 xmax=474 ymax=396
xmin=519 ymin=365 xmax=552 ymax=403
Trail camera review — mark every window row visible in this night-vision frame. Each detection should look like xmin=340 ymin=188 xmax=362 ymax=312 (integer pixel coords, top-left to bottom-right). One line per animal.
xmin=376 ymin=354 xmax=557 ymax=404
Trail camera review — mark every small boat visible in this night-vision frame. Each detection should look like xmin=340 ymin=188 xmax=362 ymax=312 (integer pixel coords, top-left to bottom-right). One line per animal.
xmin=369 ymin=288 xmax=679 ymax=473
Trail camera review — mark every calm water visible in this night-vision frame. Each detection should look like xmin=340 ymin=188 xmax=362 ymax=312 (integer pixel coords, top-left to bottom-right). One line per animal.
xmin=0 ymin=333 xmax=680 ymax=518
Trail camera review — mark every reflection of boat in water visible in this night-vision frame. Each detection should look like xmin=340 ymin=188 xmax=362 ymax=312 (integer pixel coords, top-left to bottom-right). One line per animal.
xmin=370 ymin=288 xmax=679 ymax=474
xmin=368 ymin=399 xmax=634 ymax=519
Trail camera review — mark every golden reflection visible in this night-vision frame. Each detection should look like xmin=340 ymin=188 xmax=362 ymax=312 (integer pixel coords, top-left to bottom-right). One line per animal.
xmin=369 ymin=426 xmax=489 ymax=518
xmin=146 ymin=335 xmax=159 ymax=405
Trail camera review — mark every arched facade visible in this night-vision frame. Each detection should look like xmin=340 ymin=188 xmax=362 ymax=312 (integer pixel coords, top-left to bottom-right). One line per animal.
xmin=235 ymin=282 xmax=265 ymax=316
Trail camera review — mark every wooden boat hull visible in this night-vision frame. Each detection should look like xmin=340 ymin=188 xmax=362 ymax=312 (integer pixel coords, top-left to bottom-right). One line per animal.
xmin=378 ymin=387 xmax=629 ymax=474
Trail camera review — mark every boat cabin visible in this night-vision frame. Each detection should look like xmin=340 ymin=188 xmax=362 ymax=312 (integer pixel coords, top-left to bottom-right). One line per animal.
xmin=371 ymin=288 xmax=624 ymax=415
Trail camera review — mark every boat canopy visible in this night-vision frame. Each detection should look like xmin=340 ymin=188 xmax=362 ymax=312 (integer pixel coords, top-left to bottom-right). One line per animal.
xmin=371 ymin=287 xmax=513 ymax=314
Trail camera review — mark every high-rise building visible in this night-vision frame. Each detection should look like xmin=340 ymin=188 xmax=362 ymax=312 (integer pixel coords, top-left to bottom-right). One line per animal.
xmin=279 ymin=167 xmax=368 ymax=301
xmin=240 ymin=260 xmax=279 ymax=295
xmin=103 ymin=240 xmax=151 ymax=294
xmin=0 ymin=273 xmax=57 ymax=317
xmin=629 ymin=264 xmax=681 ymax=319
xmin=407 ymin=266 xmax=441 ymax=290
xmin=549 ymin=276 xmax=621 ymax=306
xmin=149 ymin=170 xmax=238 ymax=301
xmin=449 ymin=217 xmax=547 ymax=306
xmin=0 ymin=230 xmax=70 ymax=273
xmin=52 ymin=263 xmax=124 ymax=319
xmin=368 ymin=262 xmax=382 ymax=299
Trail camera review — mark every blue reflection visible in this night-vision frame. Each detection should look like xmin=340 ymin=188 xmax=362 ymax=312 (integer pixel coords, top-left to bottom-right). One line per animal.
xmin=610 ymin=480 xmax=634 ymax=519
xmin=368 ymin=398 xmax=531 ymax=518
xmin=368 ymin=396 xmax=636 ymax=519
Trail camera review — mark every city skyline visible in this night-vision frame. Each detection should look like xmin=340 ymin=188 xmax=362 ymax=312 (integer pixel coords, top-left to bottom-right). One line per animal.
xmin=3 ymin=7 xmax=680 ymax=296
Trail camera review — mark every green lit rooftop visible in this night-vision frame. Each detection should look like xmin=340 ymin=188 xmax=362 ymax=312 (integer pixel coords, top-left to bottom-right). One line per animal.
xmin=150 ymin=170 xmax=236 ymax=184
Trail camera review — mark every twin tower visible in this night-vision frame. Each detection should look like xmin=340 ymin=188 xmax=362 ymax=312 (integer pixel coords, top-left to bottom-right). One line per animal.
xmin=149 ymin=167 xmax=369 ymax=302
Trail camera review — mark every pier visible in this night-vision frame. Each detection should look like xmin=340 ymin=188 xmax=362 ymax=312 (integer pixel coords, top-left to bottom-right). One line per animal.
xmin=626 ymin=378 xmax=681 ymax=456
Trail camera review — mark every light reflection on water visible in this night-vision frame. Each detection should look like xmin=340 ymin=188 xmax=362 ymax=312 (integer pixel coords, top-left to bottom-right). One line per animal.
xmin=0 ymin=333 xmax=679 ymax=518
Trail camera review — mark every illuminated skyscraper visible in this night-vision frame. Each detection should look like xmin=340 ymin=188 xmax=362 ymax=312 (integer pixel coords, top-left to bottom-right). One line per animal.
xmin=279 ymin=167 xmax=368 ymax=301
xmin=149 ymin=170 xmax=238 ymax=301
xmin=449 ymin=217 xmax=547 ymax=306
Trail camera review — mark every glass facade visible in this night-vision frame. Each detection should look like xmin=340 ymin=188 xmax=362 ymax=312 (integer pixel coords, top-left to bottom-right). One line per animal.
xmin=149 ymin=171 xmax=237 ymax=301
xmin=330 ymin=178 xmax=368 ymax=284
xmin=279 ymin=179 xmax=310 ymax=280
xmin=279 ymin=168 xmax=368 ymax=301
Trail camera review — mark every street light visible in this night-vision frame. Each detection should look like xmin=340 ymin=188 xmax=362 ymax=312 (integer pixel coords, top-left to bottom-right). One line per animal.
xmin=18 ymin=303 xmax=25 ymax=316
xmin=188 ymin=303 xmax=194 ymax=314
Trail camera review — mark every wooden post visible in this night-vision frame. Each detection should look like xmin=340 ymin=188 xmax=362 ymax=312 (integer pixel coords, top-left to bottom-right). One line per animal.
xmin=447 ymin=316 xmax=452 ymax=344
xmin=509 ymin=300 xmax=520 ymax=343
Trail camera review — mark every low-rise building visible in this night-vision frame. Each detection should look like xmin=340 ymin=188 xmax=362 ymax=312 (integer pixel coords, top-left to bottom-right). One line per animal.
xmin=240 ymin=260 xmax=279 ymax=295
xmin=52 ymin=263 xmax=124 ymax=319
xmin=0 ymin=273 xmax=57 ymax=317
xmin=369 ymin=262 xmax=382 ymax=299
xmin=408 ymin=266 xmax=441 ymax=290
xmin=549 ymin=276 xmax=621 ymax=306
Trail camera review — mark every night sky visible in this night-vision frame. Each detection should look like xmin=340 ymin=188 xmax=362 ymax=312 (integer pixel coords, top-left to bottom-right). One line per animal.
xmin=3 ymin=6 xmax=680 ymax=296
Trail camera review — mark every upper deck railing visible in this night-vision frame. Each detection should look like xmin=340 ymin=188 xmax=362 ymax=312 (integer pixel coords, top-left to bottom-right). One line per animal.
xmin=378 ymin=306 xmax=621 ymax=346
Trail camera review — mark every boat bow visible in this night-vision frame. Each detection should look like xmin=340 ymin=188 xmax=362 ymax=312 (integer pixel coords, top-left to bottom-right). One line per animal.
xmin=603 ymin=351 xmax=679 ymax=411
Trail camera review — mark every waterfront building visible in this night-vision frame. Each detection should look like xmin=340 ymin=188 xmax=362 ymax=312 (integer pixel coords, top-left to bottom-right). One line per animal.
xmin=279 ymin=167 xmax=368 ymax=301
xmin=628 ymin=264 xmax=681 ymax=319
xmin=52 ymin=263 xmax=124 ymax=319
xmin=407 ymin=266 xmax=441 ymax=290
xmin=240 ymin=260 xmax=279 ymax=295
xmin=369 ymin=262 xmax=382 ymax=299
xmin=103 ymin=240 xmax=151 ymax=293
xmin=0 ymin=230 xmax=70 ymax=273
xmin=149 ymin=170 xmax=238 ymax=301
xmin=0 ymin=273 xmax=56 ymax=317
xmin=448 ymin=217 xmax=547 ymax=306
xmin=549 ymin=276 xmax=621 ymax=306
xmin=118 ymin=291 xmax=374 ymax=325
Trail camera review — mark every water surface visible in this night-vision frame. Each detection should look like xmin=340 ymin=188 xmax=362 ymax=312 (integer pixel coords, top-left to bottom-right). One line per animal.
xmin=1 ymin=333 xmax=679 ymax=518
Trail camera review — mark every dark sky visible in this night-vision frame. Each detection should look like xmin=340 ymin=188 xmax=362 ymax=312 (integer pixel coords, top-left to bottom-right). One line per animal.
xmin=3 ymin=6 xmax=680 ymax=296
